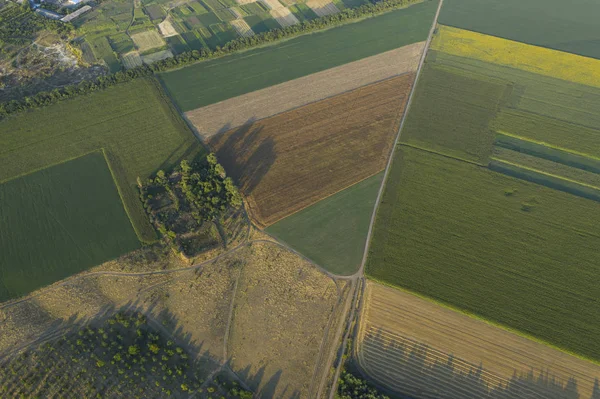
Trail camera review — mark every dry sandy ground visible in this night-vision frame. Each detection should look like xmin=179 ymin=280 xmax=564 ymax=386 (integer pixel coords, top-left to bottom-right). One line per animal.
xmin=227 ymin=241 xmax=341 ymax=398
xmin=158 ymin=19 xmax=179 ymax=37
xmin=231 ymin=19 xmax=255 ymax=38
xmin=357 ymin=281 xmax=600 ymax=399
xmin=185 ymin=41 xmax=425 ymax=139
xmin=209 ymin=74 xmax=415 ymax=228
xmin=306 ymin=0 xmax=340 ymax=17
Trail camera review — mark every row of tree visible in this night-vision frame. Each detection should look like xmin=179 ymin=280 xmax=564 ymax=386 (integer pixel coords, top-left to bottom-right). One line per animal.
xmin=0 ymin=0 xmax=420 ymax=119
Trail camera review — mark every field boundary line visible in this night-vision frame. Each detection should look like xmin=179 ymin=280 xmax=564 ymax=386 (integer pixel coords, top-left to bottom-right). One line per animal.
xmin=398 ymin=142 xmax=487 ymax=167
xmin=357 ymin=0 xmax=444 ymax=276
xmin=366 ymin=276 xmax=600 ymax=367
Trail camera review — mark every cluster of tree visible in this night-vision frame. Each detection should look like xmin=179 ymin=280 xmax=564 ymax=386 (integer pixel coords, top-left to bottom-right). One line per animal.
xmin=0 ymin=0 xmax=419 ymax=119
xmin=337 ymin=370 xmax=390 ymax=399
xmin=0 ymin=311 xmax=250 ymax=398
xmin=141 ymin=153 xmax=242 ymax=250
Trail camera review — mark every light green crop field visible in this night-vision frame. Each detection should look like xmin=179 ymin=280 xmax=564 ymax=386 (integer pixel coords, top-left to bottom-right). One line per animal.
xmin=0 ymin=152 xmax=140 ymax=302
xmin=367 ymin=146 xmax=600 ymax=362
xmin=159 ymin=0 xmax=439 ymax=111
xmin=438 ymin=0 xmax=600 ymax=60
xmin=0 ymin=78 xmax=202 ymax=243
xmin=400 ymin=61 xmax=506 ymax=164
xmin=267 ymin=172 xmax=383 ymax=276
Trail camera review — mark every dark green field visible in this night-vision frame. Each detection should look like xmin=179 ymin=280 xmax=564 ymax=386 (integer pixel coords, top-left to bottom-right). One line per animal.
xmin=0 ymin=152 xmax=140 ymax=302
xmin=0 ymin=78 xmax=202 ymax=243
xmin=267 ymin=173 xmax=383 ymax=276
xmin=160 ymin=0 xmax=439 ymax=111
xmin=367 ymin=146 xmax=600 ymax=362
xmin=439 ymin=0 xmax=600 ymax=60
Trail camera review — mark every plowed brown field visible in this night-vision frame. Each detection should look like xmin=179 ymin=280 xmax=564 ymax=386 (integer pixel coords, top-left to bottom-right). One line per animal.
xmin=209 ymin=74 xmax=415 ymax=228
xmin=356 ymin=281 xmax=600 ymax=399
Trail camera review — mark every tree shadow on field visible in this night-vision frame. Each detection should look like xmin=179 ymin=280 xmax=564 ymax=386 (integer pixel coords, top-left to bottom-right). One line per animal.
xmin=0 ymin=295 xmax=303 ymax=398
xmin=208 ymin=119 xmax=276 ymax=197
xmin=357 ymin=328 xmax=600 ymax=399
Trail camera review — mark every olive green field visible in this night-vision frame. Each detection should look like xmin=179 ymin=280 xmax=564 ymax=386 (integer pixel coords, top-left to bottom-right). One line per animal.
xmin=0 ymin=78 xmax=202 ymax=244
xmin=267 ymin=172 xmax=383 ymax=275
xmin=0 ymin=152 xmax=140 ymax=302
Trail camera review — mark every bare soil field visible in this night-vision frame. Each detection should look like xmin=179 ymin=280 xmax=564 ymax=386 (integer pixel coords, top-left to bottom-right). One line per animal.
xmin=270 ymin=7 xmax=300 ymax=27
xmin=227 ymin=241 xmax=344 ymax=398
xmin=185 ymin=41 xmax=424 ymax=138
xmin=306 ymin=0 xmax=340 ymax=17
xmin=209 ymin=74 xmax=415 ymax=228
xmin=356 ymin=281 xmax=600 ymax=399
xmin=231 ymin=19 xmax=255 ymax=37
xmin=158 ymin=18 xmax=179 ymax=37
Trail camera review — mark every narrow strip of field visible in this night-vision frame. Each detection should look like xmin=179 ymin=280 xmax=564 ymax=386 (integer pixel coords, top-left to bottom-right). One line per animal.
xmin=438 ymin=0 xmax=600 ymax=60
xmin=357 ymin=281 xmax=600 ymax=399
xmin=267 ymin=172 xmax=383 ymax=276
xmin=366 ymin=146 xmax=600 ymax=362
xmin=159 ymin=0 xmax=439 ymax=111
xmin=431 ymin=25 xmax=600 ymax=89
xmin=0 ymin=152 xmax=140 ymax=302
xmin=185 ymin=42 xmax=425 ymax=139
xmin=210 ymin=74 xmax=414 ymax=228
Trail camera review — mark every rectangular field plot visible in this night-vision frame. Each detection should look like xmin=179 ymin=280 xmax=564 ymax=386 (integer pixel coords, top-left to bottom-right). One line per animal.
xmin=438 ymin=0 xmax=600 ymax=60
xmin=357 ymin=282 xmax=600 ymax=399
xmin=267 ymin=172 xmax=383 ymax=275
xmin=209 ymin=75 xmax=414 ymax=228
xmin=366 ymin=146 xmax=600 ymax=362
xmin=0 ymin=78 xmax=201 ymax=244
xmin=159 ymin=0 xmax=438 ymax=111
xmin=0 ymin=152 xmax=140 ymax=302
xmin=131 ymin=30 xmax=166 ymax=52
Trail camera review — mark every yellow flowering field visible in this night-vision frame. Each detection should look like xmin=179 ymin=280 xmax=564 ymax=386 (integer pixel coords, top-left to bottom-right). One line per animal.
xmin=431 ymin=25 xmax=600 ymax=88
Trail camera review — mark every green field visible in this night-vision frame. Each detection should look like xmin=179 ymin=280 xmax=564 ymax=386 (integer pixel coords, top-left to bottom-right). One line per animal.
xmin=0 ymin=152 xmax=140 ymax=302
xmin=400 ymin=61 xmax=507 ymax=164
xmin=367 ymin=146 xmax=600 ymax=362
xmin=0 ymin=78 xmax=202 ymax=243
xmin=267 ymin=173 xmax=383 ymax=276
xmin=439 ymin=0 xmax=600 ymax=60
xmin=160 ymin=0 xmax=439 ymax=111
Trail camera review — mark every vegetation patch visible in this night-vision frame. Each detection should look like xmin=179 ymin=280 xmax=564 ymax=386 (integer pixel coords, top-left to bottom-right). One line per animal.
xmin=209 ymin=75 xmax=414 ymax=228
xmin=131 ymin=29 xmax=167 ymax=52
xmin=140 ymin=153 xmax=243 ymax=259
xmin=367 ymin=146 xmax=600 ymax=362
xmin=438 ymin=0 xmax=600 ymax=60
xmin=159 ymin=0 xmax=438 ymax=111
xmin=0 ymin=78 xmax=201 ymax=243
xmin=267 ymin=172 xmax=383 ymax=276
xmin=0 ymin=152 xmax=140 ymax=302
xmin=0 ymin=311 xmax=253 ymax=398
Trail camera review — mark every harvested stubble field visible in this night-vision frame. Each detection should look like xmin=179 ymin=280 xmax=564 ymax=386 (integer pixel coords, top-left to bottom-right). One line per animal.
xmin=367 ymin=147 xmax=600 ymax=362
xmin=210 ymin=74 xmax=414 ymax=228
xmin=431 ymin=26 xmax=600 ymax=89
xmin=356 ymin=281 xmax=600 ymax=399
xmin=160 ymin=0 xmax=438 ymax=111
xmin=0 ymin=152 xmax=140 ymax=302
xmin=227 ymin=241 xmax=345 ymax=398
xmin=0 ymin=78 xmax=201 ymax=244
xmin=438 ymin=0 xmax=600 ymax=60
xmin=185 ymin=42 xmax=424 ymax=138
xmin=306 ymin=0 xmax=340 ymax=17
xmin=267 ymin=172 xmax=384 ymax=276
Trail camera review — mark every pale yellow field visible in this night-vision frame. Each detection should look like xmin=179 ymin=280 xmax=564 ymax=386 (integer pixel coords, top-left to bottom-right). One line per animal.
xmin=431 ymin=25 xmax=600 ymax=88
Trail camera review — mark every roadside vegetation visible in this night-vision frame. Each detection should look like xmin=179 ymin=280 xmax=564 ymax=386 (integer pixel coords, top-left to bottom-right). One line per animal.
xmin=337 ymin=370 xmax=390 ymax=399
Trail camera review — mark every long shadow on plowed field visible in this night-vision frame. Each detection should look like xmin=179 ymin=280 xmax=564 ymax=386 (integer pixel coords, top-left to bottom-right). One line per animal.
xmin=0 ymin=301 xmax=295 ymax=398
xmin=209 ymin=121 xmax=275 ymax=196
xmin=361 ymin=329 xmax=600 ymax=399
